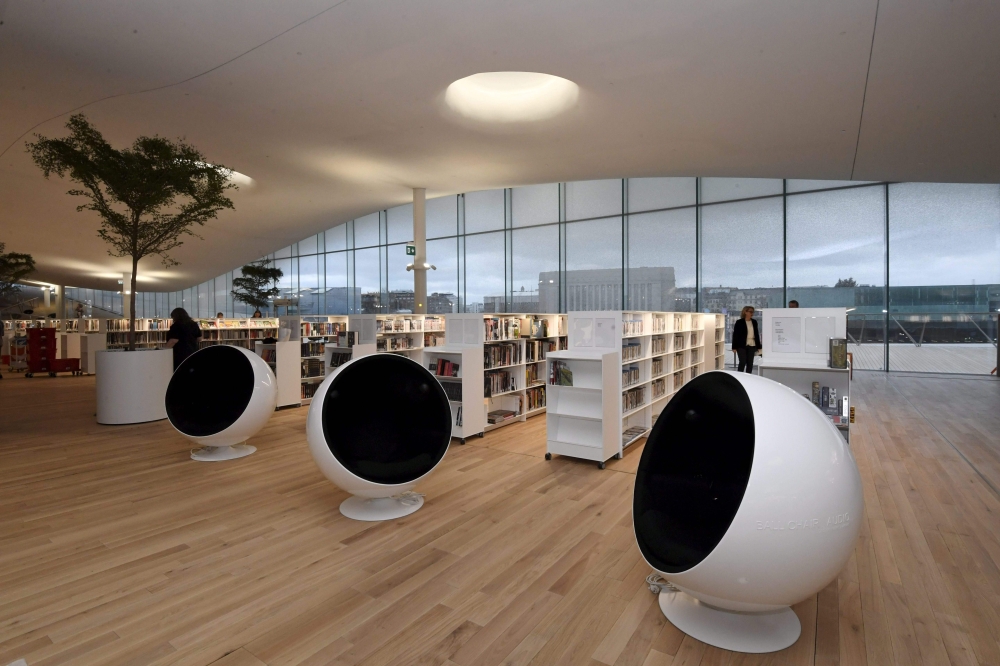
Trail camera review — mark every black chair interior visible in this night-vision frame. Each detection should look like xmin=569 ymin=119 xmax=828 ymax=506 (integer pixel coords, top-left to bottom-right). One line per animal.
xmin=166 ymin=346 xmax=255 ymax=437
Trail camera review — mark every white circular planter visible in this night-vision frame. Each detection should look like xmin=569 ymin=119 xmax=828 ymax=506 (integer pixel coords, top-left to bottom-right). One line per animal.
xmin=306 ymin=354 xmax=452 ymax=521
xmin=633 ymin=371 xmax=863 ymax=653
xmin=165 ymin=345 xmax=277 ymax=461
xmin=95 ymin=349 xmax=173 ymax=425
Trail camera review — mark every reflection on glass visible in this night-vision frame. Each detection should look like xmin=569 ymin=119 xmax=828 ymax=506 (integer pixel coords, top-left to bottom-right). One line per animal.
xmin=566 ymin=217 xmax=622 ymax=311
xmin=465 ymin=231 xmax=505 ymax=312
xmin=512 ymin=225 xmax=559 ymax=313
xmin=565 ymin=179 xmax=621 ymax=221
xmin=628 ymin=208 xmax=696 ymax=311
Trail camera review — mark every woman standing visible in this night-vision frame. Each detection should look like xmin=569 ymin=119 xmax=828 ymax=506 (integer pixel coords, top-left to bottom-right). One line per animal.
xmin=731 ymin=306 xmax=760 ymax=373
xmin=165 ymin=308 xmax=202 ymax=370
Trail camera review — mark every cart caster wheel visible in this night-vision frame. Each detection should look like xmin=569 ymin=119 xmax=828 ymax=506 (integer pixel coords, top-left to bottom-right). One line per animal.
xmin=545 ymin=452 xmax=552 ymax=460
xmin=459 ymin=438 xmax=466 ymax=445
xmin=49 ymin=372 xmax=56 ymax=377
xmin=25 ymin=373 xmax=32 ymax=378
xmin=479 ymin=432 xmax=485 ymax=438
xmin=598 ymin=461 xmax=606 ymax=470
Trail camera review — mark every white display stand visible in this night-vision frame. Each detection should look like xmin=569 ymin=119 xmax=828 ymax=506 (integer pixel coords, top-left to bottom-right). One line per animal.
xmin=95 ymin=349 xmax=172 ymax=424
xmin=757 ymin=363 xmax=851 ymax=442
xmin=759 ymin=308 xmax=847 ymax=368
xmin=424 ymin=346 xmax=486 ymax=442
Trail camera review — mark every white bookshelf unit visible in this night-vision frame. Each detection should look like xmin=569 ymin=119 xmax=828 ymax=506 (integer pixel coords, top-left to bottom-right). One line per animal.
xmin=374 ymin=314 xmax=446 ymax=364
xmin=298 ymin=315 xmax=379 ymax=404
xmin=546 ymin=311 xmax=712 ymax=467
xmin=444 ymin=313 xmax=568 ymax=434
xmin=424 ymin=346 xmax=485 ymax=443
xmin=545 ymin=350 xmax=620 ymax=468
xmin=705 ymin=313 xmax=727 ymax=370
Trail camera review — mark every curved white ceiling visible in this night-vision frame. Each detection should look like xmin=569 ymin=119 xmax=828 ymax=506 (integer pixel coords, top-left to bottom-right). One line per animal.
xmin=1 ymin=0 xmax=998 ymax=290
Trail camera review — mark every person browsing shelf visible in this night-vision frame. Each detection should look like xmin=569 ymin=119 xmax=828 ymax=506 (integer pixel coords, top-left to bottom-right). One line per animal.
xmin=164 ymin=307 xmax=202 ymax=370
xmin=251 ymin=309 xmax=263 ymax=318
xmin=788 ymin=300 xmax=799 ymax=308
xmin=731 ymin=306 xmax=760 ymax=374
xmin=215 ymin=312 xmax=225 ymax=318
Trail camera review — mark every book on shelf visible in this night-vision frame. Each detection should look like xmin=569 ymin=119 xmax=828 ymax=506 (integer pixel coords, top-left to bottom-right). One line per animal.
xmin=529 ymin=319 xmax=548 ymax=338
xmin=484 ymin=342 xmax=522 ymax=368
xmin=651 ymin=377 xmax=666 ymax=399
xmin=549 ymin=360 xmax=573 ymax=386
xmin=301 ymin=382 xmax=320 ymax=400
xmin=622 ymin=386 xmax=645 ymax=412
xmin=441 ymin=381 xmax=463 ymax=402
xmin=301 ymin=357 xmax=324 ymax=378
xmin=454 ymin=404 xmax=463 ymax=426
xmin=526 ymin=363 xmax=541 ymax=385
xmin=484 ymin=317 xmax=520 ymax=341
xmin=622 ymin=364 xmax=639 ymax=388
xmin=623 ymin=425 xmax=647 ymax=445
xmin=622 ymin=318 xmax=643 ymax=336
xmin=829 ymin=338 xmax=848 ymax=369
xmin=259 ymin=348 xmax=277 ymax=364
xmin=622 ymin=341 xmax=642 ymax=362
xmin=329 ymin=350 xmax=351 ymax=370
xmin=525 ymin=385 xmax=546 ymax=410
xmin=484 ymin=369 xmax=517 ymax=397
xmin=651 ymin=337 xmax=667 ymax=355
xmin=429 ymin=359 xmax=460 ymax=377
xmin=487 ymin=409 xmax=518 ymax=425
xmin=652 ymin=357 xmax=663 ymax=376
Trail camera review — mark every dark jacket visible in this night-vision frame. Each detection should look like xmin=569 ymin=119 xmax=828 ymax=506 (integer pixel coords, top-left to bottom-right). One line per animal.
xmin=167 ymin=319 xmax=202 ymax=369
xmin=732 ymin=318 xmax=760 ymax=350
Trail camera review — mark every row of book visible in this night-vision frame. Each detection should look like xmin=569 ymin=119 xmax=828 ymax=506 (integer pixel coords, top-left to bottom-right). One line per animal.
xmin=674 ymin=371 xmax=684 ymax=390
xmin=622 ymin=319 xmax=644 ymax=337
xmin=622 ymin=364 xmax=640 ymax=388
xmin=527 ymin=319 xmax=550 ymax=338
xmin=484 ymin=317 xmax=521 ymax=341
xmin=652 ymin=357 xmax=663 ymax=377
xmin=485 ymin=369 xmax=517 ymax=397
xmin=329 ymin=350 xmax=351 ymax=370
xmin=485 ymin=342 xmax=522 ymax=369
xmin=259 ymin=348 xmax=277 ymax=364
xmin=622 ymin=341 xmax=642 ymax=362
xmin=525 ymin=385 xmax=546 ymax=411
xmin=674 ymin=334 xmax=685 ymax=349
xmin=425 ymin=318 xmax=446 ymax=331
xmin=441 ymin=380 xmax=462 ymax=401
xmin=651 ymin=377 xmax=666 ymax=399
xmin=424 ymin=333 xmax=443 ymax=347
xmin=301 ymin=341 xmax=325 ymax=357
xmin=549 ymin=360 xmax=573 ymax=386
xmin=651 ymin=316 xmax=668 ymax=334
xmin=377 ymin=318 xmax=422 ymax=333
xmin=200 ymin=318 xmax=278 ymax=329
xmin=526 ymin=363 xmax=541 ymax=386
xmin=525 ymin=339 xmax=556 ymax=362
xmin=107 ymin=319 xmax=168 ymax=332
xmin=201 ymin=329 xmax=275 ymax=340
xmin=651 ymin=337 xmax=667 ymax=355
xmin=429 ymin=359 xmax=460 ymax=377
xmin=622 ymin=386 xmax=645 ymax=412
xmin=301 ymin=357 xmax=324 ymax=378
xmin=378 ymin=336 xmax=415 ymax=351
xmin=301 ymin=321 xmax=343 ymax=337
xmin=811 ymin=382 xmax=847 ymax=415
xmin=301 ymin=382 xmax=319 ymax=400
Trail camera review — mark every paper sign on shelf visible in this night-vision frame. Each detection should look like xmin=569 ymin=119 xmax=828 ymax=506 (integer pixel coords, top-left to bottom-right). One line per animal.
xmin=771 ymin=317 xmax=801 ymax=353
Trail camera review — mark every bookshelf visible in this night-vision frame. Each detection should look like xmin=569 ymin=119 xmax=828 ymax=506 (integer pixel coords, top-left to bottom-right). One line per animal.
xmin=548 ymin=311 xmax=712 ymax=466
xmin=298 ymin=315 xmax=378 ymax=403
xmin=253 ymin=316 xmax=301 ymax=408
xmin=705 ymin=313 xmax=727 ymax=370
xmin=444 ymin=313 xmax=568 ymax=434
xmin=374 ymin=314 xmax=447 ymax=365
xmin=102 ymin=317 xmax=279 ymax=351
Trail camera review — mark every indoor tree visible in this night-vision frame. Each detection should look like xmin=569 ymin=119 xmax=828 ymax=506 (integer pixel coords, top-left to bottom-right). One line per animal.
xmin=27 ymin=114 xmax=235 ymax=350
xmin=0 ymin=242 xmax=36 ymax=305
xmin=231 ymin=259 xmax=283 ymax=315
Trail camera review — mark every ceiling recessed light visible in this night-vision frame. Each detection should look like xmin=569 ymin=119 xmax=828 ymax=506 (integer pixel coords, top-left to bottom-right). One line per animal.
xmin=445 ymin=72 xmax=579 ymax=123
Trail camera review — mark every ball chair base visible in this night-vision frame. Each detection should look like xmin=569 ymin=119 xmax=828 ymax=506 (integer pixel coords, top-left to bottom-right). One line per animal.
xmin=658 ymin=591 xmax=801 ymax=654
xmin=190 ymin=444 xmax=257 ymax=462
xmin=340 ymin=495 xmax=424 ymax=521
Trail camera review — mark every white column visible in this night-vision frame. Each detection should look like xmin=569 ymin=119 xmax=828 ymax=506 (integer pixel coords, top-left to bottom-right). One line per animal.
xmin=122 ymin=272 xmax=132 ymax=319
xmin=54 ymin=285 xmax=64 ymax=320
xmin=413 ymin=188 xmax=427 ymax=314
xmin=43 ymin=285 xmax=51 ymax=308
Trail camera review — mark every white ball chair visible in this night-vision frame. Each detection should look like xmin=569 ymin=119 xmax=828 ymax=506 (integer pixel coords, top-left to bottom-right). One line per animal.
xmin=633 ymin=370 xmax=863 ymax=653
xmin=306 ymin=353 xmax=452 ymax=521
xmin=165 ymin=345 xmax=277 ymax=462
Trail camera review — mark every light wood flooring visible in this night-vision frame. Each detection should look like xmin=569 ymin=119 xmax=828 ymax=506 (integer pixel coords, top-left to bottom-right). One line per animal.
xmin=1 ymin=371 xmax=1000 ymax=665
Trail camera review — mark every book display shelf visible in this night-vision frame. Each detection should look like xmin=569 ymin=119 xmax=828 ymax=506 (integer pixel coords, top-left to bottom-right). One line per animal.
xmin=253 ymin=316 xmax=301 ymax=408
xmin=197 ymin=318 xmax=279 ymax=350
xmin=545 ymin=311 xmax=712 ymax=467
xmin=706 ymin=313 xmax=727 ymax=370
xmin=424 ymin=346 xmax=485 ymax=443
xmin=444 ymin=313 xmax=568 ymax=435
xmin=106 ymin=318 xmax=170 ymax=350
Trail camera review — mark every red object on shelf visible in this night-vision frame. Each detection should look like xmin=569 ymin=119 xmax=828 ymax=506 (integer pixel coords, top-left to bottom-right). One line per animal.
xmin=25 ymin=328 xmax=80 ymax=376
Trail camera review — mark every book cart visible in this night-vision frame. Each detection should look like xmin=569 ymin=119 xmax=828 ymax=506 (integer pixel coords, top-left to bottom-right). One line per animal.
xmin=545 ymin=311 xmax=711 ymax=468
xmin=442 ymin=313 xmax=568 ymax=437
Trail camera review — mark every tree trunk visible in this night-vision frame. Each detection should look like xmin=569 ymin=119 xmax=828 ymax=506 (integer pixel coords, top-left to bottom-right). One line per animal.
xmin=128 ymin=256 xmax=138 ymax=352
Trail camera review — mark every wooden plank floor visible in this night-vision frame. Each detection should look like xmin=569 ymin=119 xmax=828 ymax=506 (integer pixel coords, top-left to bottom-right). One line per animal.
xmin=1 ymin=371 xmax=1000 ymax=665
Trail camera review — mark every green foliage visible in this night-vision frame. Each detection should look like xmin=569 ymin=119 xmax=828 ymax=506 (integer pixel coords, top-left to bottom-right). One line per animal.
xmin=0 ymin=242 xmax=36 ymax=303
xmin=231 ymin=259 xmax=283 ymax=311
xmin=26 ymin=114 xmax=235 ymax=349
xmin=835 ymin=277 xmax=858 ymax=288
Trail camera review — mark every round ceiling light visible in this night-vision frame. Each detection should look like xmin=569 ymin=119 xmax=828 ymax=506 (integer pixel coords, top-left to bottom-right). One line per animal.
xmin=444 ymin=72 xmax=579 ymax=123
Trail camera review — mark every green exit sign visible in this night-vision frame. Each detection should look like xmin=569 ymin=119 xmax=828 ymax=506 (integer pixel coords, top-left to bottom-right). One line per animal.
xmin=406 ymin=244 xmax=416 ymax=256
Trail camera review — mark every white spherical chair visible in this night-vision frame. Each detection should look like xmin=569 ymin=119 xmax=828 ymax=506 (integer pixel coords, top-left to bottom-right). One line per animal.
xmin=165 ymin=345 xmax=277 ymax=462
xmin=306 ymin=353 xmax=452 ymax=521
xmin=633 ymin=370 xmax=863 ymax=654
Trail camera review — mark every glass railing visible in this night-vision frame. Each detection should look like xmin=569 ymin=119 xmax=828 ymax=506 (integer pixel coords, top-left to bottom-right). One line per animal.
xmin=848 ymin=312 xmax=998 ymax=373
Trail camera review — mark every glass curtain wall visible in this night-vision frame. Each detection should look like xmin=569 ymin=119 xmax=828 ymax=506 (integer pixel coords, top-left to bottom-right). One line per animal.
xmin=65 ymin=179 xmax=1000 ymax=374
